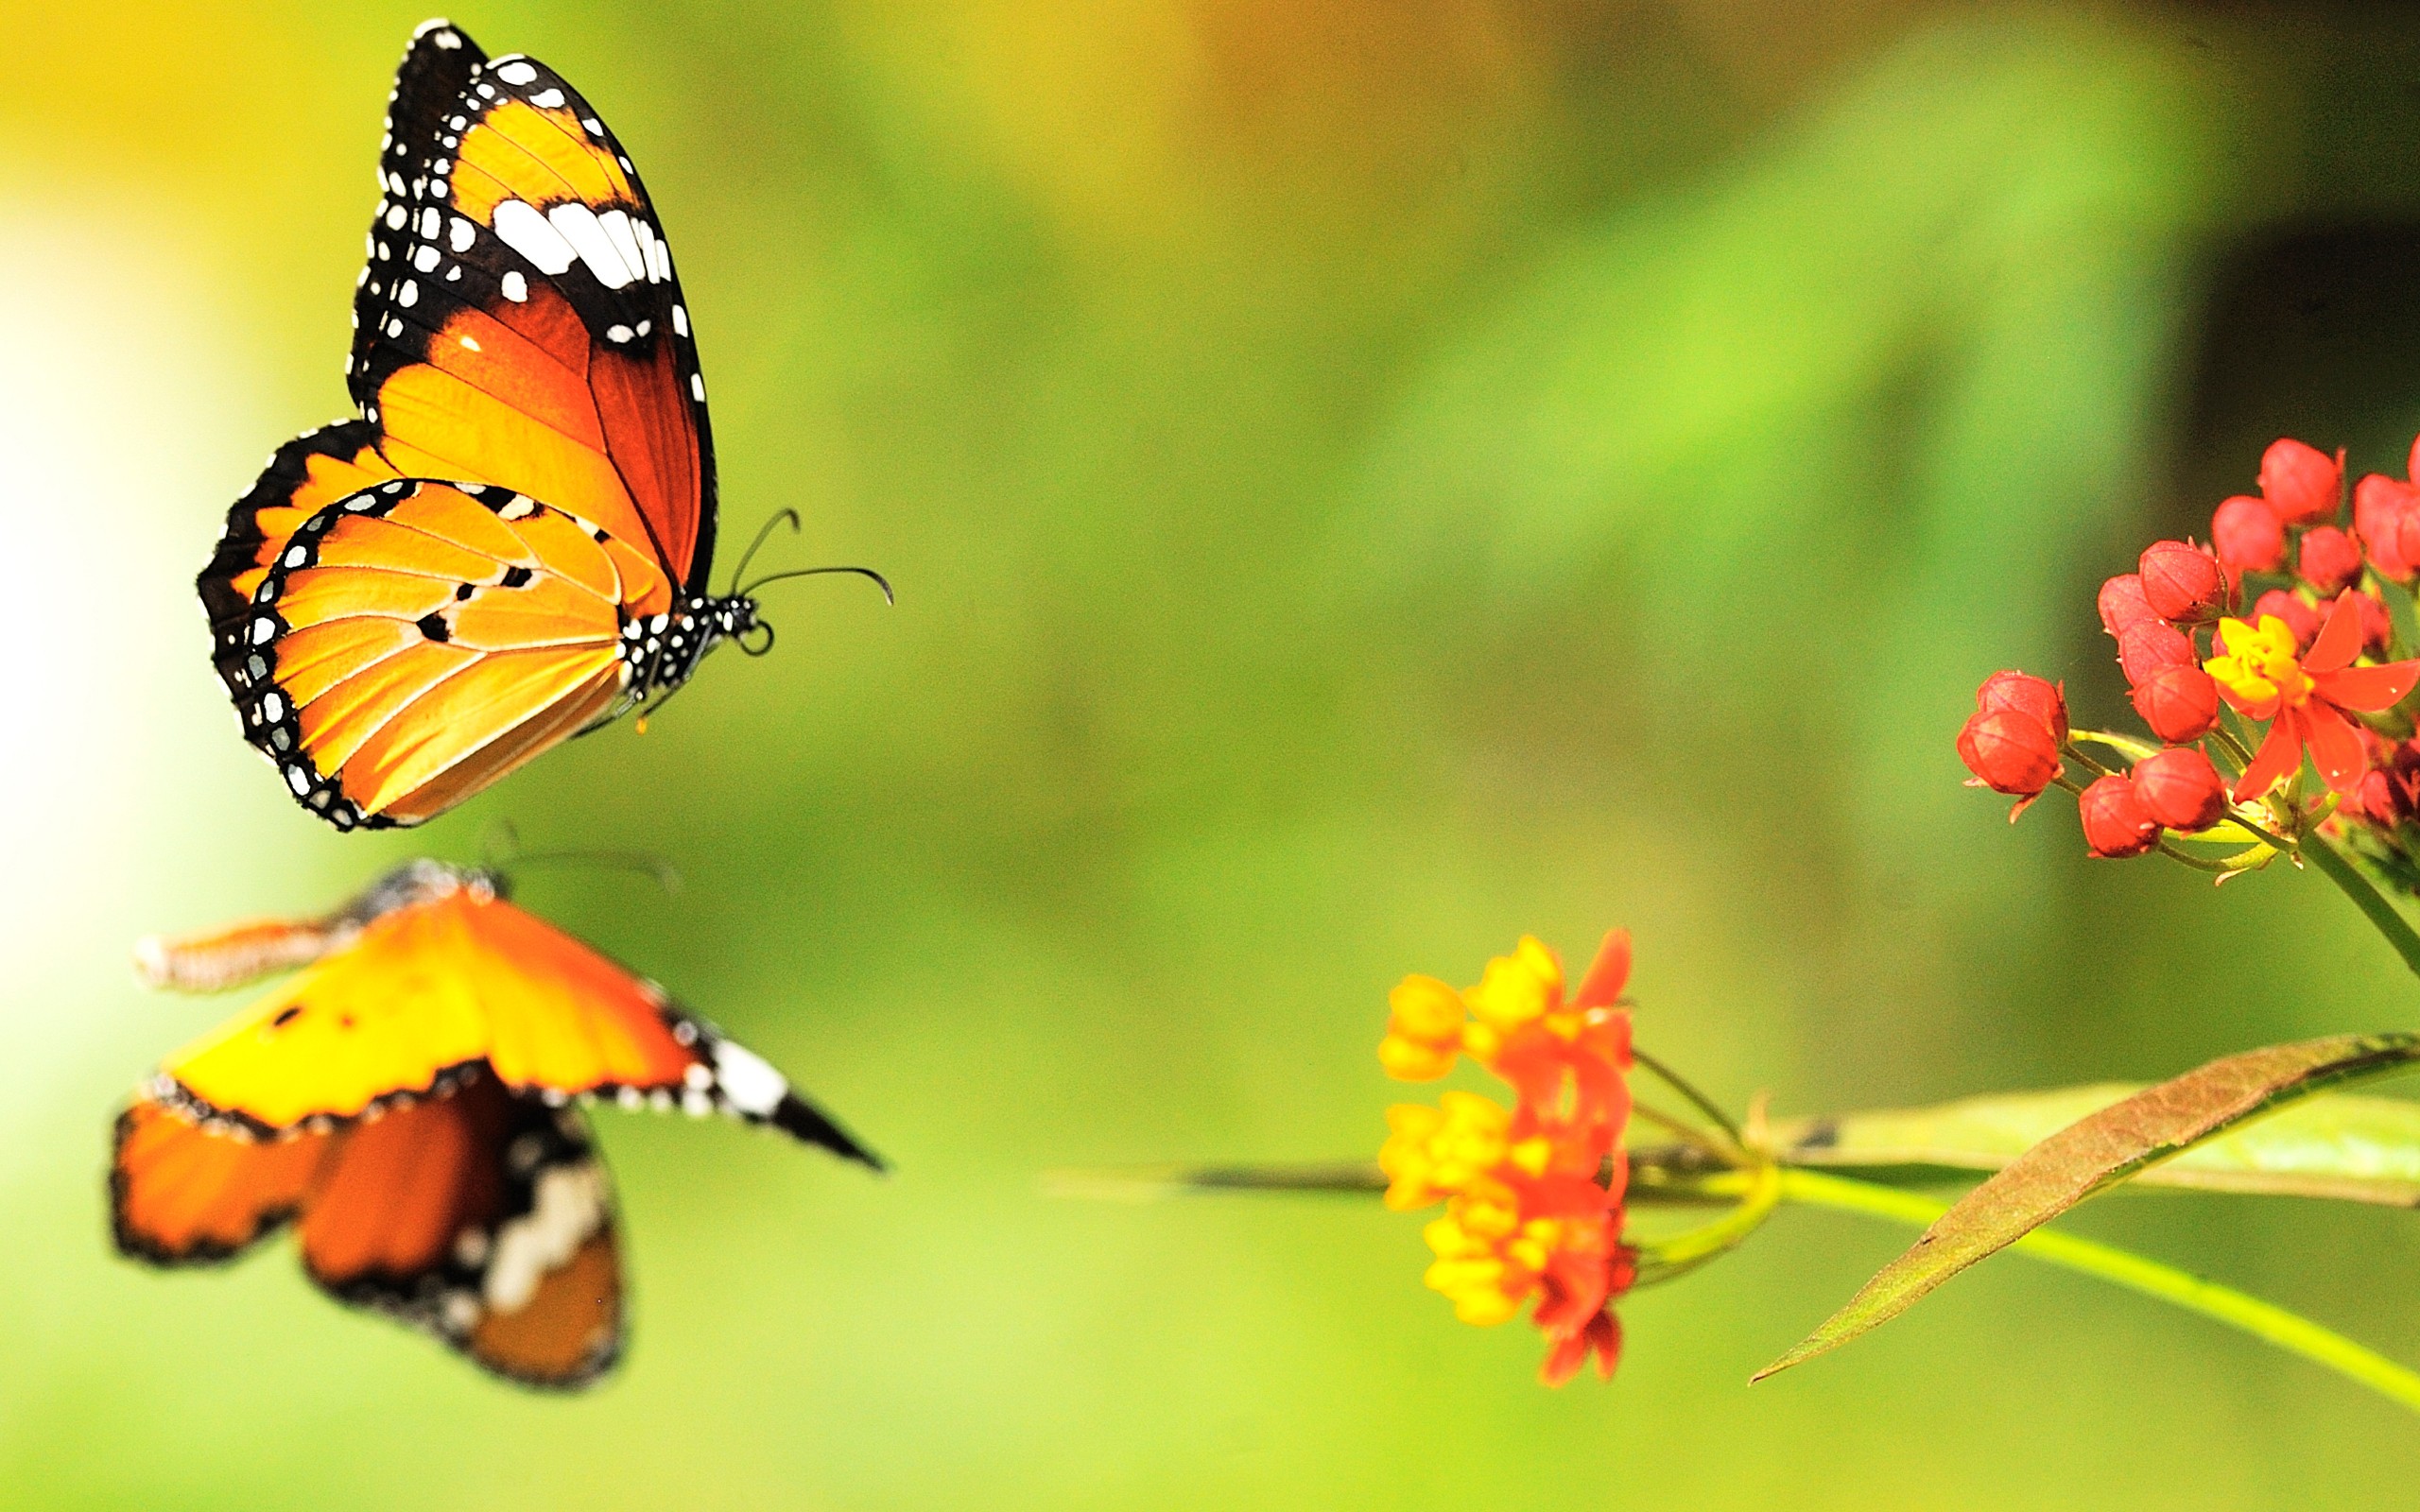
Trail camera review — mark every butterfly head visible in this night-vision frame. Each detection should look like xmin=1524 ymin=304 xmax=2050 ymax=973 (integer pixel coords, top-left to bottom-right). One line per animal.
xmin=346 ymin=858 xmax=505 ymax=924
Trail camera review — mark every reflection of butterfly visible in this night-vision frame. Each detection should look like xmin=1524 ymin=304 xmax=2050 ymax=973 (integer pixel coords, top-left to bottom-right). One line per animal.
xmin=199 ymin=21 xmax=878 ymax=830
xmin=112 ymin=860 xmax=882 ymax=1388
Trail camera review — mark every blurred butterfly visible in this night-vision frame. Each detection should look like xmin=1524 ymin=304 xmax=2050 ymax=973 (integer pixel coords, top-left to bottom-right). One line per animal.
xmin=199 ymin=19 xmax=884 ymax=831
xmin=112 ymin=859 xmax=882 ymax=1388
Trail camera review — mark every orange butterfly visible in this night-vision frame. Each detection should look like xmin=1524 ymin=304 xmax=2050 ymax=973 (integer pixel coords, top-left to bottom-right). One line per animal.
xmin=113 ymin=859 xmax=881 ymax=1387
xmin=199 ymin=20 xmax=881 ymax=830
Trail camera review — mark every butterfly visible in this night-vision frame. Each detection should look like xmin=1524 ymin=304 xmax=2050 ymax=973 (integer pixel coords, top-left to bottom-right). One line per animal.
xmin=112 ymin=859 xmax=882 ymax=1388
xmin=199 ymin=20 xmax=882 ymax=831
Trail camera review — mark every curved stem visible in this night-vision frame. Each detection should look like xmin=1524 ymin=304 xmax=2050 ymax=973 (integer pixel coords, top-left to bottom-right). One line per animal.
xmin=1634 ymin=1160 xmax=1784 ymax=1285
xmin=1774 ymin=1169 xmax=2420 ymax=1415
xmin=2297 ymin=832 xmax=2420 ymax=985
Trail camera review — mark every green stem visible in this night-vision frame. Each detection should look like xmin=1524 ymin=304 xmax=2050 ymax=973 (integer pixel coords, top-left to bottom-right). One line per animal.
xmin=1775 ymin=1169 xmax=2420 ymax=1415
xmin=2069 ymin=729 xmax=2161 ymax=765
xmin=2297 ymin=832 xmax=2420 ymax=984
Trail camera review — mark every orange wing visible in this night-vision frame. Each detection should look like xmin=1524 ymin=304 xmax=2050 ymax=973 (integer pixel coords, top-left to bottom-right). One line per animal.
xmin=151 ymin=883 xmax=882 ymax=1169
xmin=112 ymin=1097 xmax=325 ymax=1263
xmin=203 ymin=22 xmax=717 ymax=605
xmin=114 ymin=1074 xmax=623 ymax=1389
xmin=216 ymin=479 xmax=675 ymax=829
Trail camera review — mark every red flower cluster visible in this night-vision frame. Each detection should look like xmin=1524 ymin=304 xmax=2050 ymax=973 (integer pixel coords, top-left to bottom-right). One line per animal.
xmin=1380 ymin=932 xmax=1635 ymax=1384
xmin=1959 ymin=437 xmax=2420 ymax=864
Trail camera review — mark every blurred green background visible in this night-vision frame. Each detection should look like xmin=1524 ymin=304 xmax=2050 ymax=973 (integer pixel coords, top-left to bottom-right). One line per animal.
xmin=10 ymin=1 xmax=2420 ymax=1504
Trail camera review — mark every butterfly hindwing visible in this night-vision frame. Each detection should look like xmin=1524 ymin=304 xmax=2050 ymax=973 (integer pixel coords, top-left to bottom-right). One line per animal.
xmin=113 ymin=1076 xmax=624 ymax=1389
xmin=224 ymin=479 xmax=672 ymax=829
xmin=300 ymin=1074 xmax=622 ymax=1389
xmin=112 ymin=1097 xmax=326 ymax=1264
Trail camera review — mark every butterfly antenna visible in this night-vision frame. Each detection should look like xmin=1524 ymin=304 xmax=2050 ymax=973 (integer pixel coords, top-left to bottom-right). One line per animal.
xmin=725 ymin=508 xmax=801 ymax=597
xmin=501 ymin=849 xmax=683 ymax=894
xmin=735 ymin=564 xmax=895 ymax=605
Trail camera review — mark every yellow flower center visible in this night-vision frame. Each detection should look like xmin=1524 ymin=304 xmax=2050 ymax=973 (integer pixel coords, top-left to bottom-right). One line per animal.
xmin=1462 ymin=936 xmax=1564 ymax=1056
xmin=1380 ymin=1091 xmax=1512 ymax=1211
xmin=2204 ymin=614 xmax=2312 ymax=708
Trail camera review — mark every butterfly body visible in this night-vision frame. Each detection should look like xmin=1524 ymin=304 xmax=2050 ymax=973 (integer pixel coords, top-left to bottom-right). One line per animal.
xmin=201 ymin=19 xmax=801 ymax=829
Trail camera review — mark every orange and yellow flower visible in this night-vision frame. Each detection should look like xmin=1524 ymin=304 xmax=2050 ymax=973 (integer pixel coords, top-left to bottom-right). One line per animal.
xmin=1378 ymin=930 xmax=1636 ymax=1384
xmin=2205 ymin=591 xmax=2420 ymax=800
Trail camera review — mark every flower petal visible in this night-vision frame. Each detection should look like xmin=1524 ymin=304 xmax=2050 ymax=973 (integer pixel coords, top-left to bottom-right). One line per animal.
xmin=2232 ymin=705 xmax=2307 ymax=802
xmin=2313 ymin=659 xmax=2420 ymax=713
xmin=2302 ymin=699 xmax=2371 ymax=793
xmin=2306 ymin=590 xmax=2364 ymax=675
xmin=1570 ymin=930 xmax=1632 ymax=1010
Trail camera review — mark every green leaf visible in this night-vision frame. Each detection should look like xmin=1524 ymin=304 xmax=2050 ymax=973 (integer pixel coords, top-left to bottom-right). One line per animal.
xmin=1754 ymin=1032 xmax=2420 ymax=1383
xmin=1776 ymin=1083 xmax=2420 ymax=1205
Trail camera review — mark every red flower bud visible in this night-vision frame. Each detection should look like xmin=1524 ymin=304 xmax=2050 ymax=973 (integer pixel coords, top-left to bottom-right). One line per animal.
xmin=1958 ymin=710 xmax=2062 ymax=798
xmin=1976 ymin=671 xmax=2068 ymax=743
xmin=2137 ymin=540 xmax=2228 ymax=623
xmin=2211 ymin=495 xmax=2286 ymax=574
xmin=2116 ymin=620 xmax=2194 ymax=686
xmin=2357 ymin=768 xmax=2405 ymax=830
xmin=2296 ymin=524 xmax=2362 ymax=595
xmin=2078 ymin=775 xmax=2161 ymax=858
xmin=2354 ymin=473 xmax=2420 ymax=582
xmin=2259 ymin=438 xmax=2343 ymax=525
xmin=2251 ymin=589 xmax=2321 ymax=651
xmin=2097 ymin=574 xmax=2159 ymax=637
xmin=2354 ymin=739 xmax=2420 ymax=830
xmin=2131 ymin=747 xmax=2228 ymax=832
xmin=2358 ymin=590 xmax=2394 ymax=656
xmin=2130 ymin=663 xmax=2221 ymax=744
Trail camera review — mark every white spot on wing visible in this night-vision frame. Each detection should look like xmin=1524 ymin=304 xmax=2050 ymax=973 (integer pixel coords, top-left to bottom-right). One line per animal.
xmin=482 ymin=1161 xmax=606 ymax=1314
xmin=596 ymin=210 xmax=648 ymax=286
xmin=671 ymin=304 xmax=687 ymax=336
xmin=493 ymin=60 xmax=537 ymax=86
xmin=448 ymin=216 xmax=475 ymax=253
xmin=546 ymin=203 xmax=635 ymax=289
xmin=500 ymin=269 xmax=528 ymax=301
xmin=709 ymin=1040 xmax=787 ymax=1117
xmin=529 ymin=87 xmax=565 ymax=109
xmin=493 ymin=199 xmax=576 ymax=275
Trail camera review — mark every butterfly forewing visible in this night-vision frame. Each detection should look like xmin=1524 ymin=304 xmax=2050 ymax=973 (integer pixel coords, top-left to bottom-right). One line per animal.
xmin=149 ymin=878 xmax=883 ymax=1172
xmin=349 ymin=19 xmax=488 ymax=406
xmin=348 ymin=37 xmax=716 ymax=590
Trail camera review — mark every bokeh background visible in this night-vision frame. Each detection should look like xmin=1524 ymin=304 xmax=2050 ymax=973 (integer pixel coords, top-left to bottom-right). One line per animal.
xmin=9 ymin=1 xmax=2420 ymax=1505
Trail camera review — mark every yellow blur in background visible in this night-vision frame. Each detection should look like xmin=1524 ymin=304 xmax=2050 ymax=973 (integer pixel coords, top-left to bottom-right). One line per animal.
xmin=7 ymin=2 xmax=2420 ymax=1505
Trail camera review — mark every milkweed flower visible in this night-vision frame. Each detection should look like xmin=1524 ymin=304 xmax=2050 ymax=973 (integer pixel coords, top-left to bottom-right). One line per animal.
xmin=1967 ymin=433 xmax=2420 ymax=893
xmin=2204 ymin=593 xmax=2420 ymax=800
xmin=1379 ymin=931 xmax=1635 ymax=1384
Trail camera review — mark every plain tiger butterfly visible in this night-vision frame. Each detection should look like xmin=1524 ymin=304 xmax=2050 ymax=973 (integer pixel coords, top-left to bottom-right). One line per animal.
xmin=199 ymin=20 xmax=884 ymax=831
xmin=112 ymin=859 xmax=882 ymax=1388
